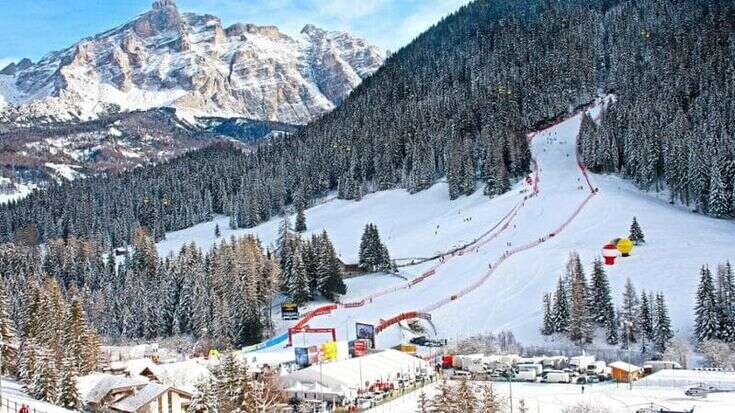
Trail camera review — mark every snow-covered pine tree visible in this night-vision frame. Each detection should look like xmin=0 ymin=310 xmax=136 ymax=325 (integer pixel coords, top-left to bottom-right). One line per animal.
xmin=0 ymin=280 xmax=18 ymax=376
xmin=295 ymin=206 xmax=307 ymax=233
xmin=653 ymin=293 xmax=674 ymax=355
xmin=416 ymin=390 xmax=431 ymax=413
xmin=568 ymin=253 xmax=592 ymax=344
xmin=57 ymin=356 xmax=80 ymax=409
xmin=215 ymin=353 xmax=242 ymax=412
xmin=18 ymin=341 xmax=37 ymax=388
xmin=455 ymin=379 xmax=477 ymax=412
xmin=478 ymin=383 xmax=502 ymax=413
xmin=541 ymin=293 xmax=554 ymax=336
xmin=694 ymin=266 xmax=721 ymax=344
xmin=429 ymin=379 xmax=457 ymax=412
xmin=715 ymin=262 xmax=735 ymax=342
xmin=214 ymin=223 xmax=221 ymax=238
xmin=358 ymin=223 xmax=392 ymax=272
xmin=587 ymin=259 xmax=617 ymax=345
xmin=551 ymin=276 xmax=570 ymax=334
xmin=288 ymin=247 xmax=311 ymax=305
xmin=639 ymin=290 xmax=654 ymax=354
xmin=188 ymin=378 xmax=219 ymax=413
xmin=31 ymin=352 xmax=58 ymax=403
xmin=629 ymin=217 xmax=645 ymax=244
xmin=316 ymin=231 xmax=347 ymax=301
xmin=708 ymin=163 xmax=731 ymax=217
xmin=233 ymin=363 xmax=257 ymax=413
xmin=619 ymin=278 xmax=640 ymax=348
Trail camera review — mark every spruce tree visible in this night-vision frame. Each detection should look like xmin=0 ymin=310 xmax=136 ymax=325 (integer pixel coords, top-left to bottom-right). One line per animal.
xmin=295 ymin=206 xmax=307 ymax=232
xmin=620 ymin=278 xmax=640 ymax=348
xmin=0 ymin=281 xmax=18 ymax=376
xmin=653 ymin=293 xmax=673 ymax=355
xmin=214 ymin=223 xmax=221 ymax=238
xmin=288 ymin=250 xmax=311 ymax=305
xmin=31 ymin=354 xmax=58 ymax=403
xmin=715 ymin=262 xmax=735 ymax=342
xmin=568 ymin=253 xmax=592 ymax=344
xmin=639 ymin=291 xmax=654 ymax=354
xmin=708 ymin=164 xmax=730 ymax=217
xmin=694 ymin=266 xmax=720 ymax=344
xmin=455 ymin=379 xmax=477 ymax=412
xmin=551 ymin=277 xmax=570 ymax=334
xmin=430 ymin=379 xmax=457 ymax=412
xmin=57 ymin=356 xmax=81 ymax=410
xmin=316 ymin=231 xmax=347 ymax=301
xmin=416 ymin=391 xmax=431 ymax=413
xmin=629 ymin=217 xmax=645 ymax=244
xmin=541 ymin=293 xmax=554 ymax=336
xmin=478 ymin=383 xmax=501 ymax=413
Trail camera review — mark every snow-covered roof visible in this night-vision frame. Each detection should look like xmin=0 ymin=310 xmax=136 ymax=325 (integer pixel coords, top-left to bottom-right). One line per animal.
xmin=282 ymin=349 xmax=430 ymax=394
xmin=84 ymin=375 xmax=149 ymax=404
xmin=110 ymin=383 xmax=169 ymax=412
xmin=609 ymin=361 xmax=642 ymax=372
xmin=154 ymin=359 xmax=212 ymax=393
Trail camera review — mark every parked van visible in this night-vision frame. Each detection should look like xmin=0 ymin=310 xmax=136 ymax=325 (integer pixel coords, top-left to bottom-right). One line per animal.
xmin=543 ymin=370 xmax=571 ymax=383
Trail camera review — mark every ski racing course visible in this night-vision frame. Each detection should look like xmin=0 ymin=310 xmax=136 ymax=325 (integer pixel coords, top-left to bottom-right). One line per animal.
xmin=157 ymin=96 xmax=735 ymax=353
xmin=245 ymin=98 xmax=605 ymax=353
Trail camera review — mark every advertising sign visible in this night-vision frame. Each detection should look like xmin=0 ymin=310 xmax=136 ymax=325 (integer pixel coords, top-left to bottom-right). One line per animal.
xmin=356 ymin=323 xmax=375 ymax=348
xmin=307 ymin=345 xmax=319 ymax=365
xmin=321 ymin=341 xmax=338 ymax=361
xmin=294 ymin=347 xmax=310 ymax=368
xmin=281 ymin=303 xmax=299 ymax=320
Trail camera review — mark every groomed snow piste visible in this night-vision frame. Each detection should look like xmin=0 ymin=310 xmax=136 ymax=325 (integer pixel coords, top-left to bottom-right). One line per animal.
xmin=157 ymin=98 xmax=735 ymax=348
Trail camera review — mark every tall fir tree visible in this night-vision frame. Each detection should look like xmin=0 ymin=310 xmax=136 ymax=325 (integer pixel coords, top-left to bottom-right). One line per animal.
xmin=551 ymin=276 xmax=570 ymax=334
xmin=57 ymin=356 xmax=81 ymax=410
xmin=653 ymin=293 xmax=674 ymax=355
xmin=541 ymin=293 xmax=554 ymax=336
xmin=566 ymin=252 xmax=592 ymax=345
xmin=694 ymin=265 xmax=720 ymax=344
xmin=639 ymin=291 xmax=654 ymax=354
xmin=715 ymin=262 xmax=735 ymax=342
xmin=620 ymin=278 xmax=640 ymax=348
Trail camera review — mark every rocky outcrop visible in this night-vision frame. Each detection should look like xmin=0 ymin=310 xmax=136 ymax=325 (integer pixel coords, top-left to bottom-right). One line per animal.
xmin=0 ymin=0 xmax=384 ymax=125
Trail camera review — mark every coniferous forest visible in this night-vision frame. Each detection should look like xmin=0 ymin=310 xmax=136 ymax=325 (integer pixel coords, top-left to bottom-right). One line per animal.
xmin=0 ymin=0 xmax=732 ymax=250
xmin=0 ymin=0 xmax=732 ymax=382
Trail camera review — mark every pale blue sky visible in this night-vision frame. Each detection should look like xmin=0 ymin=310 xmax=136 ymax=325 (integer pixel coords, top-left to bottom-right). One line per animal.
xmin=0 ymin=0 xmax=469 ymax=68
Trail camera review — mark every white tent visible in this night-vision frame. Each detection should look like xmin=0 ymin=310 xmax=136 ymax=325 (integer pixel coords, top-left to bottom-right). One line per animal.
xmin=281 ymin=349 xmax=431 ymax=399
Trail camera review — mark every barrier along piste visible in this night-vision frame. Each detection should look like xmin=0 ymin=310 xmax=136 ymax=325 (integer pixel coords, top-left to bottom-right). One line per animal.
xmin=245 ymin=101 xmax=606 ymax=352
xmin=374 ymin=102 xmax=605 ymax=339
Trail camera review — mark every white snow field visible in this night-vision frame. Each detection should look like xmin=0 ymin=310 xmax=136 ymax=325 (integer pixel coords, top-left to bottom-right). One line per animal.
xmin=369 ymin=378 xmax=735 ymax=413
xmin=157 ymin=97 xmax=735 ymax=348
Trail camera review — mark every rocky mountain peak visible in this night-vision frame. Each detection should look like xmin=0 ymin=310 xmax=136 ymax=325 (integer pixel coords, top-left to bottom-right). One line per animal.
xmin=0 ymin=2 xmax=384 ymax=125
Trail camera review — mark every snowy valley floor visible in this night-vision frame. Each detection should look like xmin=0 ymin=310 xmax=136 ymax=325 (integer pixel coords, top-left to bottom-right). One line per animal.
xmin=157 ymin=98 xmax=735 ymax=349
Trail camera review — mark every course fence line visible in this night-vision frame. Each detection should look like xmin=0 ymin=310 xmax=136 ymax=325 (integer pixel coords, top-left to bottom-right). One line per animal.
xmin=379 ymin=101 xmax=605 ymax=335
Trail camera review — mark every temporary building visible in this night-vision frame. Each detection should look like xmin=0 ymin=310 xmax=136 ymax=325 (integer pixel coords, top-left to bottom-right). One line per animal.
xmin=281 ymin=349 xmax=432 ymax=400
xmin=609 ymin=361 xmax=643 ymax=382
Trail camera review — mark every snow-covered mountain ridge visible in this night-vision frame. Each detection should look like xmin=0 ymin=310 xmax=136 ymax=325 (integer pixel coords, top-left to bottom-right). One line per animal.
xmin=0 ymin=0 xmax=384 ymax=125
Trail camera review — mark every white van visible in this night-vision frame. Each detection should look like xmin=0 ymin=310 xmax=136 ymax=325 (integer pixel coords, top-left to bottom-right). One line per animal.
xmin=543 ymin=370 xmax=571 ymax=383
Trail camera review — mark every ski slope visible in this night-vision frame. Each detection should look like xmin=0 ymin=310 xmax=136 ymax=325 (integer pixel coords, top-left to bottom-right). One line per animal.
xmin=157 ymin=98 xmax=735 ymax=348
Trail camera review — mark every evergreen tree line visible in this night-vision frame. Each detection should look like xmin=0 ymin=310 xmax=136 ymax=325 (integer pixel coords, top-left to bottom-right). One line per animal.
xmin=276 ymin=216 xmax=347 ymax=305
xmin=578 ymin=0 xmax=735 ymax=218
xmin=0 ymin=0 xmax=732 ymax=251
xmin=0 ymin=230 xmax=282 ymax=351
xmin=187 ymin=353 xmax=285 ymax=413
xmin=358 ymin=223 xmax=395 ymax=273
xmin=0 ymin=278 xmax=98 ymax=409
xmin=541 ymin=252 xmax=673 ymax=357
xmin=693 ymin=262 xmax=735 ymax=345
xmin=415 ymin=379 xmax=504 ymax=413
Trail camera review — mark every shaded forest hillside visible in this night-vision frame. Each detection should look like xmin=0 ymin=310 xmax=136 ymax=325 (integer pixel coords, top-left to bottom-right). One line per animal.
xmin=1 ymin=0 xmax=734 ymax=247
